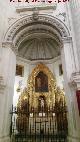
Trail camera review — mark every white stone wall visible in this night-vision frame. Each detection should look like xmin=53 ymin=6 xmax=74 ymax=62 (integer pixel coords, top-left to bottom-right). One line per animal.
xmin=0 ymin=0 xmax=12 ymax=42
xmin=69 ymin=0 xmax=80 ymax=69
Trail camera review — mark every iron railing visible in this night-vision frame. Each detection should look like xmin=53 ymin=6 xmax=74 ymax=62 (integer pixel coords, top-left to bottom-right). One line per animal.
xmin=10 ymin=103 xmax=68 ymax=142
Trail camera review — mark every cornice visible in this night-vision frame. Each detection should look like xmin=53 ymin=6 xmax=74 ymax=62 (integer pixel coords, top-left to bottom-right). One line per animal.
xmin=16 ymin=55 xmax=61 ymax=65
xmin=16 ymin=3 xmax=57 ymax=13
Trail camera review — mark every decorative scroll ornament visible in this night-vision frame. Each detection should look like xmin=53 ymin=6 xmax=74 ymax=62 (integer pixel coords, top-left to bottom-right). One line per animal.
xmin=32 ymin=7 xmax=39 ymax=21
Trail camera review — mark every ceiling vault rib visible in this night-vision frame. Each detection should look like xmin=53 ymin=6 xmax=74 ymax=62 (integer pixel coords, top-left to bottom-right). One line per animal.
xmin=44 ymin=40 xmax=47 ymax=59
xmin=45 ymin=41 xmax=54 ymax=58
xmin=28 ymin=40 xmax=35 ymax=60
xmin=47 ymin=39 xmax=60 ymax=54
xmin=22 ymin=39 xmax=34 ymax=57
xmin=18 ymin=33 xmax=60 ymax=60
xmin=37 ymin=40 xmax=39 ymax=60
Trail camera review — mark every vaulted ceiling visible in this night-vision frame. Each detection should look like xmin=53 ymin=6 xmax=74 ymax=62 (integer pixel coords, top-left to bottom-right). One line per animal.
xmin=18 ymin=36 xmax=60 ymax=61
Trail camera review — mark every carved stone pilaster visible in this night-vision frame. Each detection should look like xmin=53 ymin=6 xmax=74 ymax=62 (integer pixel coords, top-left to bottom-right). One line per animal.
xmin=0 ymin=76 xmax=6 ymax=93
xmin=70 ymin=72 xmax=80 ymax=90
xmin=2 ymin=42 xmax=18 ymax=55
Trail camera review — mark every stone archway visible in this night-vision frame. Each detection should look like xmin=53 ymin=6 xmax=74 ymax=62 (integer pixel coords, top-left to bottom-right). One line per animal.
xmin=4 ymin=14 xmax=70 ymax=43
xmin=1 ymin=13 xmax=79 ymax=142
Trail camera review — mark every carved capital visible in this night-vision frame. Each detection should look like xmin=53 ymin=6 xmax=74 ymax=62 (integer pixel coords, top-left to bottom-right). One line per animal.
xmin=62 ymin=37 xmax=72 ymax=44
xmin=70 ymin=72 xmax=80 ymax=90
xmin=2 ymin=42 xmax=18 ymax=55
xmin=2 ymin=41 xmax=14 ymax=48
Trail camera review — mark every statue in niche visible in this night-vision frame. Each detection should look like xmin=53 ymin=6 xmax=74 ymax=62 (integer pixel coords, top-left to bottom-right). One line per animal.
xmin=41 ymin=98 xmax=44 ymax=108
xmin=38 ymin=96 xmax=46 ymax=112
xmin=35 ymin=71 xmax=48 ymax=92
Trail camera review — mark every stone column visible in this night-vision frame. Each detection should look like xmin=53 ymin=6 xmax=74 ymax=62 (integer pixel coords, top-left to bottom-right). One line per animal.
xmin=69 ymin=0 xmax=80 ymax=69
xmin=61 ymin=37 xmax=80 ymax=142
xmin=0 ymin=42 xmax=16 ymax=142
xmin=69 ymin=72 xmax=80 ymax=142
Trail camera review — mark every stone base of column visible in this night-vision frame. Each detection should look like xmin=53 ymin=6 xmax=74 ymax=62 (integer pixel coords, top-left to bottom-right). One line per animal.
xmin=68 ymin=135 xmax=80 ymax=142
xmin=0 ymin=136 xmax=10 ymax=142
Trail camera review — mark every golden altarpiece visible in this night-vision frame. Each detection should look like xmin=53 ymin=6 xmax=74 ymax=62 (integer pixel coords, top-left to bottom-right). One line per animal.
xmin=16 ymin=63 xmax=67 ymax=134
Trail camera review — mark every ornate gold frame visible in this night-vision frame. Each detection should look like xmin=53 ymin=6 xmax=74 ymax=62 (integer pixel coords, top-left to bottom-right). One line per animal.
xmin=18 ymin=63 xmax=65 ymax=110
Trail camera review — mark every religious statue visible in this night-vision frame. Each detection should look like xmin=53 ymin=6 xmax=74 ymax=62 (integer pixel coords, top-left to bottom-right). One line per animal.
xmin=41 ymin=98 xmax=44 ymax=108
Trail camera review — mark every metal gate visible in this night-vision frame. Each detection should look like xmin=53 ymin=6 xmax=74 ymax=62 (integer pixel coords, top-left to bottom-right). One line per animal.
xmin=10 ymin=102 xmax=68 ymax=142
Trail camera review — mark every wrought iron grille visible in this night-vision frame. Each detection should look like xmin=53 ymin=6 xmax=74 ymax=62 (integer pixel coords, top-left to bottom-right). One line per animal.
xmin=10 ymin=102 xmax=68 ymax=142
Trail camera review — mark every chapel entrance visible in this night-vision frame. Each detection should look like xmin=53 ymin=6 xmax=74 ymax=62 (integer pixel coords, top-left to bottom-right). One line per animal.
xmin=10 ymin=64 xmax=68 ymax=142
